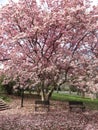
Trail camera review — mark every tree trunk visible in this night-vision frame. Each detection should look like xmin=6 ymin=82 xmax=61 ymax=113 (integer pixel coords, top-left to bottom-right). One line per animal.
xmin=77 ymin=89 xmax=80 ymax=95
xmin=21 ymin=89 xmax=24 ymax=107
xmin=69 ymin=87 xmax=71 ymax=94
xmin=81 ymin=91 xmax=85 ymax=98
xmin=40 ymin=87 xmax=54 ymax=102
xmin=41 ymin=91 xmax=46 ymax=101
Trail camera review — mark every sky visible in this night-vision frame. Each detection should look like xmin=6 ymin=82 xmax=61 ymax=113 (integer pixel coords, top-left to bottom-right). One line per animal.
xmin=0 ymin=0 xmax=19 ymax=6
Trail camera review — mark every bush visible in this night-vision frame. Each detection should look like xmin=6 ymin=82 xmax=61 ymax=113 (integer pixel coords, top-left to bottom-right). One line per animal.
xmin=70 ymin=85 xmax=77 ymax=92
xmin=3 ymin=81 xmax=16 ymax=95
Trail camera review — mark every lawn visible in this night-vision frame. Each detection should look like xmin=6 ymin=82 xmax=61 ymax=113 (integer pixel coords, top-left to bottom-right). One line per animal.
xmin=1 ymin=91 xmax=98 ymax=110
xmin=51 ymin=92 xmax=98 ymax=110
xmin=0 ymin=94 xmax=10 ymax=102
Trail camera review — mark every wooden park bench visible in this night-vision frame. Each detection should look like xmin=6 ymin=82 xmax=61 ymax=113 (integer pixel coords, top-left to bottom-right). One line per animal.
xmin=68 ymin=101 xmax=85 ymax=112
xmin=35 ymin=100 xmax=50 ymax=112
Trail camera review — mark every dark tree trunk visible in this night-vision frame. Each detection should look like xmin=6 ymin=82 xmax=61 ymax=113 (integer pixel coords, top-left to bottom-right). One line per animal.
xmin=21 ymin=89 xmax=24 ymax=107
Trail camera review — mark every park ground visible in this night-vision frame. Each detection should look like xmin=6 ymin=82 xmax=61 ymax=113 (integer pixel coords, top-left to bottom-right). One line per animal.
xmin=0 ymin=95 xmax=98 ymax=130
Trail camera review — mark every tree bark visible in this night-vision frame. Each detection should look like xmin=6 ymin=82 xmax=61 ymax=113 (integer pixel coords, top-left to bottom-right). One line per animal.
xmin=40 ymin=86 xmax=55 ymax=102
xmin=21 ymin=89 xmax=24 ymax=107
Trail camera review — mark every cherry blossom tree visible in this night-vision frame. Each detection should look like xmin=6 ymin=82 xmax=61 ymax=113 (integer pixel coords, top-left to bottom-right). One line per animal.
xmin=0 ymin=0 xmax=98 ymax=101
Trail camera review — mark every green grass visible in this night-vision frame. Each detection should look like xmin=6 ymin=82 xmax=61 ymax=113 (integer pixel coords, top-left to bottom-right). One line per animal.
xmin=0 ymin=95 xmax=10 ymax=102
xmin=51 ymin=92 xmax=98 ymax=110
xmin=52 ymin=92 xmax=91 ymax=102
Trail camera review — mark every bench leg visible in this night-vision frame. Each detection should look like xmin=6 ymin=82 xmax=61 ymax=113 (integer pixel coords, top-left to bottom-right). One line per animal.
xmin=47 ymin=106 xmax=50 ymax=112
xmin=69 ymin=107 xmax=72 ymax=112
xmin=35 ymin=106 xmax=37 ymax=111
xmin=82 ymin=107 xmax=85 ymax=112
